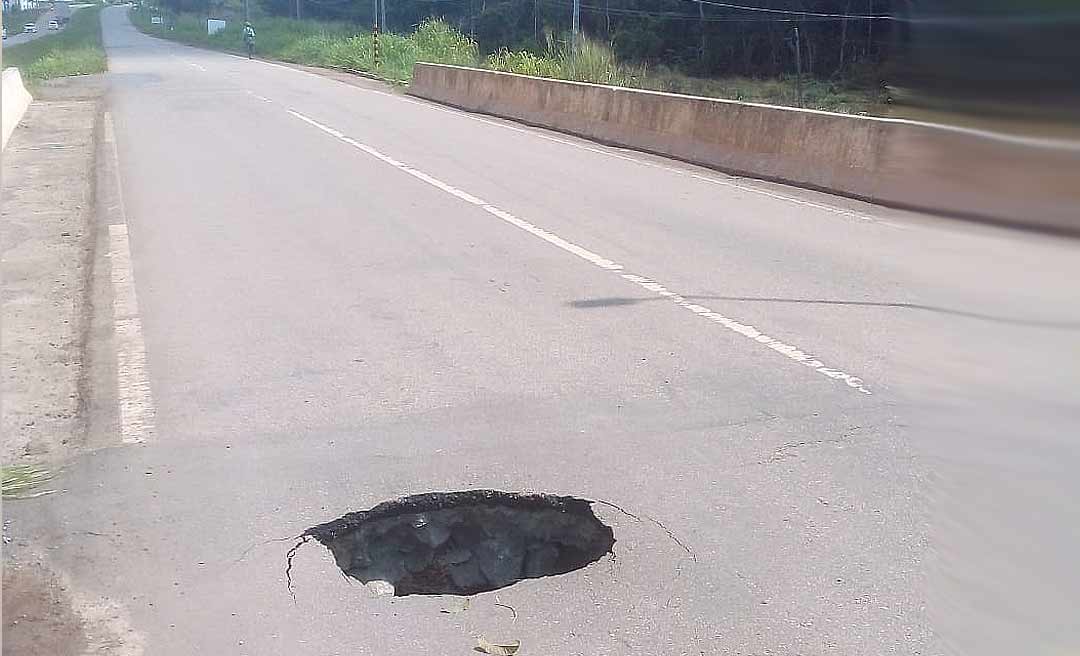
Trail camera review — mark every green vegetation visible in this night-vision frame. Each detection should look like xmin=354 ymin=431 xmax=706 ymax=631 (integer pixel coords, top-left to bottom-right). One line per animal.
xmin=2 ymin=465 xmax=55 ymax=500
xmin=3 ymin=6 xmax=45 ymax=36
xmin=129 ymin=9 xmax=475 ymax=82
xmin=279 ymin=18 xmax=477 ymax=82
xmin=130 ymin=11 xmax=350 ymax=57
xmin=640 ymin=67 xmax=884 ymax=114
xmin=181 ymin=0 xmax=896 ymax=84
xmin=131 ymin=7 xmax=880 ymax=112
xmin=487 ymin=38 xmax=881 ymax=112
xmin=488 ymin=36 xmax=643 ymax=87
xmin=3 ymin=6 xmax=107 ymax=82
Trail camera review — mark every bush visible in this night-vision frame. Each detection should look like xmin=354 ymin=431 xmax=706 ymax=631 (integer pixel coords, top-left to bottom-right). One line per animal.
xmin=131 ymin=11 xmax=475 ymax=82
xmin=486 ymin=36 xmax=643 ymax=88
xmin=25 ymin=47 xmax=107 ymax=79
xmin=129 ymin=8 xmax=881 ymax=113
xmin=487 ymin=49 xmax=561 ymax=79
xmin=279 ymin=33 xmax=340 ymax=67
xmin=329 ymin=36 xmax=372 ymax=70
xmin=411 ymin=19 xmax=477 ymax=68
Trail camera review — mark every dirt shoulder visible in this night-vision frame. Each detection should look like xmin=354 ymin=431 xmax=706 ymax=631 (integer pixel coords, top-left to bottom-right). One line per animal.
xmin=1 ymin=76 xmax=103 ymax=464
xmin=2 ymin=75 xmax=107 ymax=655
xmin=2 ymin=557 xmax=87 ymax=656
xmin=3 ymin=536 xmax=144 ymax=656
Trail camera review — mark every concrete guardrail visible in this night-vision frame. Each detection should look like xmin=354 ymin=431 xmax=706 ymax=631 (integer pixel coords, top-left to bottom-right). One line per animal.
xmin=3 ymin=68 xmax=34 ymax=151
xmin=409 ymin=63 xmax=1080 ymax=234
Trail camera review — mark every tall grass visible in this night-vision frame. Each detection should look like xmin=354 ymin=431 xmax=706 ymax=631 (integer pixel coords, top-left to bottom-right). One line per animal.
xmin=487 ymin=36 xmax=879 ymax=113
xmin=639 ymin=66 xmax=883 ymax=113
xmin=4 ymin=6 xmax=107 ymax=81
xmin=130 ymin=8 xmax=881 ymax=113
xmin=280 ymin=20 xmax=477 ymax=81
xmin=130 ymin=9 xmax=476 ymax=82
xmin=488 ymin=36 xmax=644 ymax=87
xmin=130 ymin=11 xmax=351 ymax=55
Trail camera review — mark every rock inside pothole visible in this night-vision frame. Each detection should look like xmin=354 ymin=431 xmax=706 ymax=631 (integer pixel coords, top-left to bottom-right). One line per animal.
xmin=304 ymin=490 xmax=615 ymax=596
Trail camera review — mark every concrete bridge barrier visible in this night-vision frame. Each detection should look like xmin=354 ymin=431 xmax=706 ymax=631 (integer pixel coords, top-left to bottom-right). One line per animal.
xmin=3 ymin=68 xmax=34 ymax=150
xmin=409 ymin=63 xmax=1080 ymax=234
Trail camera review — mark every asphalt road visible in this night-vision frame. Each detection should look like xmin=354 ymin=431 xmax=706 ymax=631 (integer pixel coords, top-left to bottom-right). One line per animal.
xmin=2 ymin=8 xmax=68 ymax=46
xmin=7 ymin=7 xmax=1080 ymax=655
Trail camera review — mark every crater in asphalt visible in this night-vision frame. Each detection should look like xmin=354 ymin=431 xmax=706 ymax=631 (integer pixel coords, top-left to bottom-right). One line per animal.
xmin=303 ymin=490 xmax=615 ymax=596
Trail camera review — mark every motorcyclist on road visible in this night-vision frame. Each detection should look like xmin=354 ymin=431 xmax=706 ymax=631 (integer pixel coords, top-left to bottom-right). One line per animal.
xmin=243 ymin=21 xmax=256 ymax=58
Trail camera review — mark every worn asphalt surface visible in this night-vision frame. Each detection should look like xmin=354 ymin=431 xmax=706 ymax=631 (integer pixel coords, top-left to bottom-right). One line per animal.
xmin=5 ymin=7 xmax=1080 ymax=655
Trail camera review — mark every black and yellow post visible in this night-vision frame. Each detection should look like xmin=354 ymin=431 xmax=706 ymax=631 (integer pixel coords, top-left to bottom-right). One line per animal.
xmin=373 ymin=24 xmax=380 ymax=70
xmin=372 ymin=0 xmax=381 ymax=71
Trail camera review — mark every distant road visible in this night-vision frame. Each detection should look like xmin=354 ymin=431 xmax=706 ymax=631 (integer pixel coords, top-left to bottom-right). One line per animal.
xmin=3 ymin=7 xmax=73 ymax=46
xmin=5 ymin=6 xmax=1080 ymax=656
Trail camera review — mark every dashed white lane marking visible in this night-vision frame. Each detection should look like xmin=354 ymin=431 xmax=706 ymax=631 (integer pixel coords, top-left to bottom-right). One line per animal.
xmin=104 ymin=113 xmax=156 ymax=443
xmin=186 ymin=61 xmax=207 ymax=72
xmin=619 ymin=274 xmax=872 ymax=394
xmin=245 ymin=90 xmax=273 ymax=103
xmin=411 ymin=102 xmax=900 ymax=226
xmin=235 ymin=56 xmax=887 ymax=225
xmin=288 ymin=109 xmax=872 ymax=395
xmin=410 ymin=100 xmax=880 ymax=224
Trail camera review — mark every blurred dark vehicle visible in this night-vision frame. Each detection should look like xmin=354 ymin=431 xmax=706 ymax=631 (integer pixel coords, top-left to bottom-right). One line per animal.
xmin=888 ymin=0 xmax=1080 ymax=123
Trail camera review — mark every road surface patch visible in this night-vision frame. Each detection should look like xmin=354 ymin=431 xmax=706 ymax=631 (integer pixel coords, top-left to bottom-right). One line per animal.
xmin=302 ymin=490 xmax=614 ymax=596
xmin=288 ymin=109 xmax=873 ymax=395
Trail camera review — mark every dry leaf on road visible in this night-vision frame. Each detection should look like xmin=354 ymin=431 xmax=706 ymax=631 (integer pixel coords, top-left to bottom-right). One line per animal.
xmin=475 ymin=636 xmax=520 ymax=655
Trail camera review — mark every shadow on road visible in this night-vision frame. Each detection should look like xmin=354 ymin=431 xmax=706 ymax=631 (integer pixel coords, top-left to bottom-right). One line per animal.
xmin=568 ymin=295 xmax=1080 ymax=330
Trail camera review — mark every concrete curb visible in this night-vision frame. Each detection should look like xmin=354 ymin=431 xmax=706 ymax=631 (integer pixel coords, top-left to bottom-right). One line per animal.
xmin=408 ymin=63 xmax=1080 ymax=235
xmin=2 ymin=68 xmax=34 ymax=151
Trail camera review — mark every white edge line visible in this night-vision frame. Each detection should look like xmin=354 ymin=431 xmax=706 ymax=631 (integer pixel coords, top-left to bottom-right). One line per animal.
xmin=288 ymin=109 xmax=873 ymax=395
xmin=104 ymin=112 xmax=156 ymax=443
xmin=226 ymin=54 xmax=884 ymax=225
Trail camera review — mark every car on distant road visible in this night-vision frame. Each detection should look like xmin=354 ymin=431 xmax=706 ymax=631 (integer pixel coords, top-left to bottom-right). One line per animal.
xmin=24 ymin=22 xmax=38 ymax=33
xmin=48 ymin=19 xmax=60 ymax=29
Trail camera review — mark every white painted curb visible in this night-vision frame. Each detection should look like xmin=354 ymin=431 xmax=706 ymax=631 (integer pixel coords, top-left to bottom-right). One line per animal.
xmin=2 ymin=68 xmax=34 ymax=150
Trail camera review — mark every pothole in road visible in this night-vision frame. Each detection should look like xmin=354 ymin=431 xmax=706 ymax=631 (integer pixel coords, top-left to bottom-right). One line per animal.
xmin=303 ymin=490 xmax=615 ymax=596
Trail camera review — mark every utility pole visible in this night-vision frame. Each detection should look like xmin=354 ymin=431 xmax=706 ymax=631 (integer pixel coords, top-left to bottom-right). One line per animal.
xmin=533 ymin=0 xmax=539 ymax=46
xmin=697 ymin=0 xmax=705 ymax=66
xmin=571 ymin=0 xmax=579 ymax=45
xmin=793 ymin=25 xmax=803 ymax=108
xmin=379 ymin=0 xmax=386 ymax=35
xmin=243 ymin=0 xmax=248 ymax=22
xmin=866 ymin=0 xmax=873 ymax=60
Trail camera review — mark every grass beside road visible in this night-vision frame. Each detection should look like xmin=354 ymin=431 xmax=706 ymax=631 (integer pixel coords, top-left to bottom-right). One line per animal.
xmin=641 ymin=67 xmax=883 ymax=115
xmin=3 ymin=6 xmax=106 ymax=82
xmin=486 ymin=37 xmax=883 ymax=114
xmin=128 ymin=8 xmax=476 ymax=83
xmin=129 ymin=7 xmax=882 ymax=113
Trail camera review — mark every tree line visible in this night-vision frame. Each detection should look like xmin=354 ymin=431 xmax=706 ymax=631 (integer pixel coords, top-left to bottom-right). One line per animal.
xmin=247 ymin=0 xmax=897 ymax=80
xmin=176 ymin=0 xmax=1079 ymax=115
